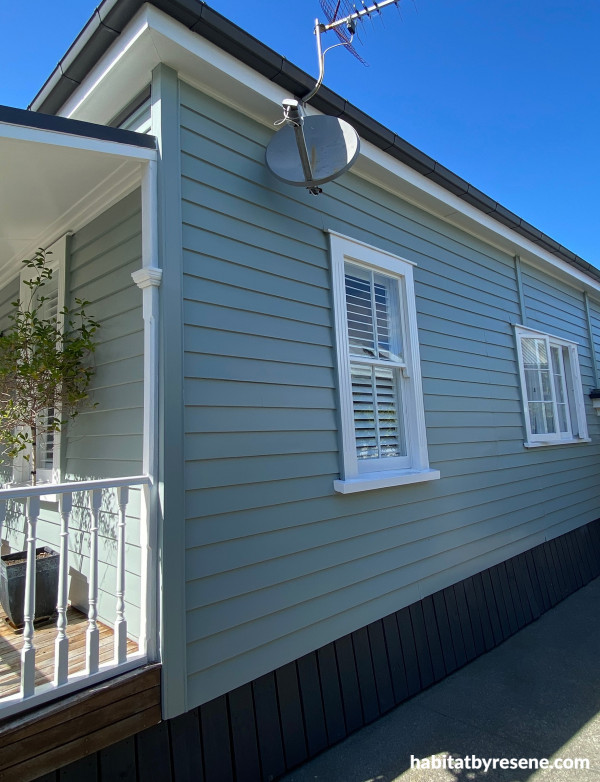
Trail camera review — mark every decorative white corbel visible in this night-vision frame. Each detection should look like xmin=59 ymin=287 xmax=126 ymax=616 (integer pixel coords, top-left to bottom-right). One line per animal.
xmin=131 ymin=266 xmax=162 ymax=289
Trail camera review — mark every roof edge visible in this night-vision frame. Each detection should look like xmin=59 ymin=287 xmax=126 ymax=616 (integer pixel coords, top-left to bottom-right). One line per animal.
xmin=0 ymin=103 xmax=156 ymax=149
xmin=28 ymin=0 xmax=599 ymax=283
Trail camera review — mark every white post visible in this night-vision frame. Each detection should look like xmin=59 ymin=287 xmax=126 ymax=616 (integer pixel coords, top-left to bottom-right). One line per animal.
xmin=114 ymin=486 xmax=129 ymax=664
xmin=0 ymin=499 xmax=5 ymax=549
xmin=54 ymin=492 xmax=73 ymax=686
xmin=132 ymin=165 xmax=162 ymax=662
xmin=21 ymin=495 xmax=40 ymax=698
xmin=86 ymin=488 xmax=102 ymax=675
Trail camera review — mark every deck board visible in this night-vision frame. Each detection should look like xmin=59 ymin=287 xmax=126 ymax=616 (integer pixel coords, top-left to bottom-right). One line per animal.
xmin=0 ymin=607 xmax=137 ymax=698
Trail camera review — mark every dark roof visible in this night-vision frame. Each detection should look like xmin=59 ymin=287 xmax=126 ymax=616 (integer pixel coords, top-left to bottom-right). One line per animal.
xmin=0 ymin=103 xmax=156 ymax=149
xmin=29 ymin=0 xmax=600 ymax=283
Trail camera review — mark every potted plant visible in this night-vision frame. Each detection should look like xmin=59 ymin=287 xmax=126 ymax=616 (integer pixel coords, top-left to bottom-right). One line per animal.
xmin=0 ymin=248 xmax=99 ymax=626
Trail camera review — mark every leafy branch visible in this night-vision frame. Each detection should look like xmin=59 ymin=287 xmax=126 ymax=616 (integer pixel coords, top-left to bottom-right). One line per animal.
xmin=0 ymin=248 xmax=100 ymax=485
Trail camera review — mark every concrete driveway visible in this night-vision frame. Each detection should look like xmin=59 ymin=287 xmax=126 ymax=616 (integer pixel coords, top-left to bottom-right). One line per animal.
xmin=282 ymin=576 xmax=600 ymax=781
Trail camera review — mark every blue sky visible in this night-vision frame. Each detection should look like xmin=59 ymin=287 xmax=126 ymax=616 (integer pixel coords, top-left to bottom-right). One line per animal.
xmin=1 ymin=1 xmax=599 ymax=267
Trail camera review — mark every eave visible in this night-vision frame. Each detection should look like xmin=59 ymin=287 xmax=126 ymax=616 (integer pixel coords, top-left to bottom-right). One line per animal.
xmin=0 ymin=104 xmax=156 ymax=284
xmin=27 ymin=0 xmax=600 ymax=289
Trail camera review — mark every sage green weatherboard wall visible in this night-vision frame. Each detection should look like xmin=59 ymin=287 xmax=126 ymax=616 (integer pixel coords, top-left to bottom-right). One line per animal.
xmin=0 ymin=191 xmax=144 ymax=639
xmin=177 ymin=80 xmax=600 ymax=708
xmin=177 ymin=80 xmax=600 ymax=709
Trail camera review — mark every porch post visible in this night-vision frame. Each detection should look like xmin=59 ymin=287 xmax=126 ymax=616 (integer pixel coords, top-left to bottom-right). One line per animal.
xmin=132 ymin=158 xmax=161 ymax=662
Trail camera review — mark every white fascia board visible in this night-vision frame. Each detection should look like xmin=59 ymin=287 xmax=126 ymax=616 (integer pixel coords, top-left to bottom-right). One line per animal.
xmin=60 ymin=11 xmax=157 ymax=122
xmin=56 ymin=3 xmax=600 ymax=296
xmin=353 ymin=145 xmax=600 ymax=296
xmin=60 ymin=5 xmax=289 ymax=128
xmin=0 ymin=121 xmax=156 ymax=161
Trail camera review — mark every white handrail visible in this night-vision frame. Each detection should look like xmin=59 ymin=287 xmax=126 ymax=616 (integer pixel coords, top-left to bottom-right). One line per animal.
xmin=0 ymin=474 xmax=150 ymax=499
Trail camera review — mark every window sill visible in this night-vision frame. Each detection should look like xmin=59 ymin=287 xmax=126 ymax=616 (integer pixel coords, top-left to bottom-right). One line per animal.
xmin=524 ymin=437 xmax=591 ymax=449
xmin=334 ymin=468 xmax=440 ymax=494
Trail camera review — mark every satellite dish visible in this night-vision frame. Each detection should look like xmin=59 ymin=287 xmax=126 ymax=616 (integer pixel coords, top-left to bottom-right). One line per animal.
xmin=265 ymin=1 xmax=399 ymax=194
xmin=266 ymin=101 xmax=360 ymax=194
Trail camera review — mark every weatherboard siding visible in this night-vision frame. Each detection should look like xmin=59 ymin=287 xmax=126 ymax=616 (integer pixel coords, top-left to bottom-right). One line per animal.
xmin=178 ymin=81 xmax=600 ymax=708
xmin=0 ymin=192 xmax=144 ymax=638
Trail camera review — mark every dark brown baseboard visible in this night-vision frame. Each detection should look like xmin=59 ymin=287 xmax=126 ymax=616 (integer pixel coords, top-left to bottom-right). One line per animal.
xmin=0 ymin=664 xmax=161 ymax=782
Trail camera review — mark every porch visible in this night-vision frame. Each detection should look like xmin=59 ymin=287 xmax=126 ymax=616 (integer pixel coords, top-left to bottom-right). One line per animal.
xmin=0 ymin=105 xmax=161 ymax=719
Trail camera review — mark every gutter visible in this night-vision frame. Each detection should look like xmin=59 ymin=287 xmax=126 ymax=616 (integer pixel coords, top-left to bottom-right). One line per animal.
xmin=29 ymin=0 xmax=600 ymax=284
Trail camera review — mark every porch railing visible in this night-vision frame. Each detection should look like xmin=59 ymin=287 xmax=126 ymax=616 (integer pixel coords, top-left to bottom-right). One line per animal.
xmin=0 ymin=475 xmax=150 ymax=716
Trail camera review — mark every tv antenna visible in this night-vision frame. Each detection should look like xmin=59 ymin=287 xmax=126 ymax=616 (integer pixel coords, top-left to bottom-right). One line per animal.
xmin=265 ymin=0 xmax=401 ymax=195
xmin=305 ymin=0 xmax=402 ymax=104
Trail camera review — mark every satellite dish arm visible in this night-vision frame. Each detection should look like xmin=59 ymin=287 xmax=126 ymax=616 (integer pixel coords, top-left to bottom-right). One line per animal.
xmin=303 ymin=20 xmax=358 ymax=105
xmin=303 ymin=19 xmax=326 ymax=106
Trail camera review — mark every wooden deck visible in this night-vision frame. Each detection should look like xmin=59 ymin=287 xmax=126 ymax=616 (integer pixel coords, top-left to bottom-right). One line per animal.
xmin=0 ymin=607 xmax=138 ymax=699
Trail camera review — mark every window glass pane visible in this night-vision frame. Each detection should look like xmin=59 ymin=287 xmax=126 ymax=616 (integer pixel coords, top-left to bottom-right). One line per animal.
xmin=345 ymin=266 xmax=375 ymax=357
xmin=345 ymin=264 xmax=403 ymax=362
xmin=528 ymin=401 xmax=555 ymax=435
xmin=550 ymin=345 xmax=569 ymax=433
xmin=350 ymin=363 xmax=405 ymax=460
xmin=36 ymin=407 xmax=55 ymax=470
xmin=351 ymin=363 xmax=378 ymax=459
xmin=522 ymin=337 xmax=555 ymax=434
xmin=35 ymin=274 xmax=59 ymax=471
xmin=376 ymin=366 xmax=405 ymax=457
xmin=373 ymin=273 xmax=402 ymax=361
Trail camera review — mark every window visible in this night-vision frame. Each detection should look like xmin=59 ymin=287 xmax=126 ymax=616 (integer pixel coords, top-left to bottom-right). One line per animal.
xmin=330 ymin=232 xmax=439 ymax=493
xmin=12 ymin=235 xmax=68 ymax=485
xmin=515 ymin=325 xmax=589 ymax=447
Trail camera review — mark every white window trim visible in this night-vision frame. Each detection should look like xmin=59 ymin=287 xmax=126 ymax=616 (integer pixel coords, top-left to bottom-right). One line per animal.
xmin=12 ymin=235 xmax=69 ymax=486
xmin=514 ymin=324 xmax=590 ymax=448
xmin=329 ymin=231 xmax=439 ymax=493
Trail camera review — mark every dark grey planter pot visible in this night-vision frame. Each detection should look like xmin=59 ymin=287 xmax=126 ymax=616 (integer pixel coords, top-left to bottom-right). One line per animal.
xmin=0 ymin=546 xmax=60 ymax=628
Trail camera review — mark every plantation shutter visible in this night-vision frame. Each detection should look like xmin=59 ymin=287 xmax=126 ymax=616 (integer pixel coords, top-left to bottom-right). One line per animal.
xmin=345 ymin=263 xmax=406 ymax=464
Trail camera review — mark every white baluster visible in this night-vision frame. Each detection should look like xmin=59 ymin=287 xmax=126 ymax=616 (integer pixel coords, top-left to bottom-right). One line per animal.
xmin=86 ymin=489 xmax=101 ymax=675
xmin=21 ymin=495 xmax=40 ymax=698
xmin=114 ymin=486 xmax=129 ymax=664
xmin=54 ymin=492 xmax=72 ymax=686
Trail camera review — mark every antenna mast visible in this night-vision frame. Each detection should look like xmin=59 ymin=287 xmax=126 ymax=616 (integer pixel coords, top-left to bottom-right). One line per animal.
xmin=304 ymin=0 xmax=401 ymax=104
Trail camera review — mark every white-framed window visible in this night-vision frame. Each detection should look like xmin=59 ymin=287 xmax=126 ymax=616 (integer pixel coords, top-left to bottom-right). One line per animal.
xmin=515 ymin=325 xmax=590 ymax=447
xmin=330 ymin=231 xmax=440 ymax=493
xmin=12 ymin=235 xmax=68 ymax=485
